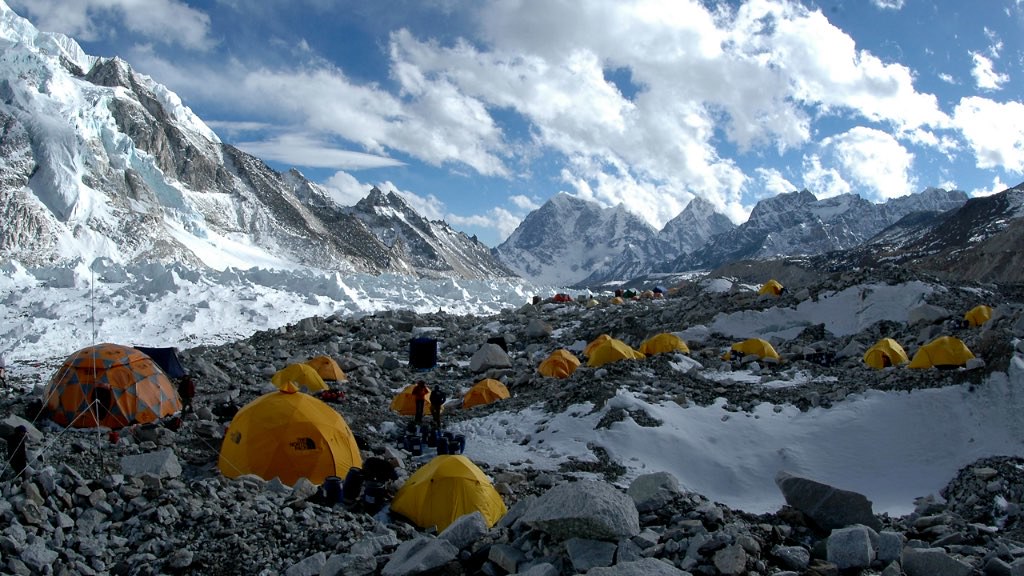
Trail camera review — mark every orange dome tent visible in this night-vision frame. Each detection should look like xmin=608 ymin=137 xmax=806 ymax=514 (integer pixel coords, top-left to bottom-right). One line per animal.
xmin=305 ymin=355 xmax=347 ymax=381
xmin=584 ymin=334 xmax=613 ymax=358
xmin=722 ymin=338 xmax=780 ymax=361
xmin=218 ymin=383 xmax=362 ymax=485
xmin=463 ymin=379 xmax=511 ymax=409
xmin=587 ymin=338 xmax=645 ymax=368
xmin=538 ymin=349 xmax=581 ymax=378
xmin=272 ymin=363 xmax=328 ymax=392
xmin=391 ymin=455 xmax=507 ymax=531
xmin=390 ymin=383 xmax=432 ymax=416
xmin=639 ymin=333 xmax=690 ymax=356
xmin=863 ymin=338 xmax=909 ymax=369
xmin=43 ymin=343 xmax=182 ymax=429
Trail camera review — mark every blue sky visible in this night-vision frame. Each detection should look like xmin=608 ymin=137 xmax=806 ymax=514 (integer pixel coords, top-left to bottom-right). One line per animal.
xmin=11 ymin=0 xmax=1024 ymax=247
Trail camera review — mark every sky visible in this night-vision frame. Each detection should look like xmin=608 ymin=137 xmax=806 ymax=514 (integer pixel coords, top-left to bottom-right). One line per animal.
xmin=10 ymin=0 xmax=1024 ymax=247
xmin=4 ymin=259 xmax=1022 ymax=515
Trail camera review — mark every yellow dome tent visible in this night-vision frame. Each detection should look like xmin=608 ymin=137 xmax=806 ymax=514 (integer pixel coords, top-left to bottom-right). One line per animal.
xmin=463 ymin=379 xmax=511 ymax=409
xmin=610 ymin=296 xmax=625 ymax=305
xmin=390 ymin=383 xmax=432 ymax=416
xmin=908 ymin=336 xmax=975 ymax=369
xmin=722 ymin=338 xmax=780 ymax=361
xmin=584 ymin=334 xmax=613 ymax=358
xmin=758 ymin=279 xmax=784 ymax=296
xmin=44 ymin=343 xmax=182 ymax=429
xmin=218 ymin=383 xmax=362 ymax=485
xmin=863 ymin=338 xmax=909 ymax=369
xmin=305 ymin=355 xmax=347 ymax=381
xmin=538 ymin=349 xmax=581 ymax=378
xmin=587 ymin=338 xmax=645 ymax=368
xmin=639 ymin=333 xmax=690 ymax=356
xmin=964 ymin=305 xmax=993 ymax=328
xmin=391 ymin=455 xmax=507 ymax=531
xmin=271 ymin=363 xmax=328 ymax=392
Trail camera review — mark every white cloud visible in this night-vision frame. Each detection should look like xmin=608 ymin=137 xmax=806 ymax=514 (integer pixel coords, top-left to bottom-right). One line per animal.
xmin=801 ymin=154 xmax=852 ymax=199
xmin=755 ymin=167 xmax=797 ymax=197
xmin=9 ymin=0 xmax=214 ymax=50
xmin=323 ymin=171 xmax=371 ymax=206
xmin=389 ymin=185 xmax=447 ymax=222
xmin=953 ymin=97 xmax=1024 ymax=173
xmin=938 ymin=72 xmax=956 ymax=84
xmin=509 ymin=195 xmax=540 ymax=211
xmin=822 ymin=127 xmax=916 ymax=200
xmin=236 ymin=133 xmax=405 ymax=170
xmin=970 ymin=52 xmax=1009 ymax=90
xmin=447 ymin=207 xmax=522 ymax=243
xmin=970 ymin=176 xmax=1010 ymax=198
xmin=870 ymin=0 xmax=905 ymax=9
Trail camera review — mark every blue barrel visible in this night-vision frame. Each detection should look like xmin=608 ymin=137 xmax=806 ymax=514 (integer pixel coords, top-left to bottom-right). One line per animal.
xmin=363 ymin=481 xmax=385 ymax=505
xmin=423 ymin=429 xmax=438 ymax=447
xmin=409 ymin=437 xmax=423 ymax=456
xmin=453 ymin=434 xmax=466 ymax=454
xmin=436 ymin=437 xmax=449 ymax=454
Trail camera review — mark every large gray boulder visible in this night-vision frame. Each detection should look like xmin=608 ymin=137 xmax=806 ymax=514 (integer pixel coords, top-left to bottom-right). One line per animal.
xmin=381 ymin=537 xmax=459 ymax=576
xmin=469 ymin=343 xmax=512 ymax=373
xmin=826 ymin=525 xmax=875 ymax=569
xmin=521 ymin=480 xmax=640 ymax=541
xmin=775 ymin=471 xmax=881 ymax=531
xmin=120 ymin=449 xmax=182 ymax=479
xmin=627 ymin=472 xmax=682 ymax=512
xmin=901 ymin=547 xmax=973 ymax=576
xmin=585 ymin=558 xmax=692 ymax=575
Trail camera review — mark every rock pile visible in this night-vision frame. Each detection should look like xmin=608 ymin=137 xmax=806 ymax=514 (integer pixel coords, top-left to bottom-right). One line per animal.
xmin=2 ymin=267 xmax=1023 ymax=574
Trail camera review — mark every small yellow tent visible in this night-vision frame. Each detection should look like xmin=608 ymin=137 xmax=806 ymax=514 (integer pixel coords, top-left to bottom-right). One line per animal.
xmin=391 ymin=455 xmax=507 ymax=530
xmin=863 ymin=338 xmax=909 ymax=369
xmin=639 ymin=333 xmax=690 ymax=356
xmin=463 ymin=379 xmax=511 ymax=409
xmin=584 ymin=334 xmax=613 ymax=358
xmin=538 ymin=349 xmax=581 ymax=378
xmin=305 ymin=355 xmax=347 ymax=381
xmin=964 ymin=305 xmax=993 ymax=328
xmin=722 ymin=338 xmax=780 ymax=361
xmin=272 ymin=363 xmax=328 ymax=392
xmin=588 ymin=339 xmax=645 ymax=368
xmin=390 ymin=383 xmax=432 ymax=416
xmin=218 ymin=383 xmax=362 ymax=485
xmin=908 ymin=336 xmax=975 ymax=369
xmin=610 ymin=296 xmax=625 ymax=305
xmin=759 ymin=279 xmax=784 ymax=296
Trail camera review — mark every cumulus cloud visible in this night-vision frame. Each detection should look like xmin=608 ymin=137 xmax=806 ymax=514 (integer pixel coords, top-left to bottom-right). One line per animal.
xmin=822 ymin=127 xmax=916 ymax=200
xmin=448 ymin=207 xmax=522 ymax=243
xmin=509 ymin=195 xmax=541 ymax=210
xmin=970 ymin=52 xmax=1009 ymax=90
xmin=801 ymin=155 xmax=852 ymax=199
xmin=870 ymin=0 xmax=905 ymax=9
xmin=953 ymin=97 xmax=1024 ymax=173
xmin=755 ymin=167 xmax=798 ymax=197
xmin=323 ymin=171 xmax=371 ymax=206
xmin=971 ymin=176 xmax=1011 ymax=198
xmin=9 ymin=0 xmax=214 ymax=50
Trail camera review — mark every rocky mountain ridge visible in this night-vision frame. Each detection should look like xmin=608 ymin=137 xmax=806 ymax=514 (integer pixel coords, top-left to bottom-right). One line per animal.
xmin=0 ymin=3 xmax=507 ymax=280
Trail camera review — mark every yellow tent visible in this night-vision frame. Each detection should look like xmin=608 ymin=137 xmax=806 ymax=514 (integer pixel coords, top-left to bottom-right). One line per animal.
xmin=584 ymin=334 xmax=613 ymax=358
xmin=538 ymin=349 xmax=581 ymax=378
xmin=759 ymin=279 xmax=784 ymax=296
xmin=305 ymin=355 xmax=347 ymax=381
xmin=271 ymin=363 xmax=328 ymax=393
xmin=390 ymin=383 xmax=431 ymax=416
xmin=218 ymin=383 xmax=362 ymax=485
xmin=964 ymin=305 xmax=993 ymax=328
xmin=391 ymin=455 xmax=507 ymax=530
xmin=587 ymin=338 xmax=645 ymax=368
xmin=908 ymin=336 xmax=975 ymax=369
xmin=863 ymin=338 xmax=909 ymax=369
xmin=639 ymin=333 xmax=690 ymax=356
xmin=463 ymin=379 xmax=511 ymax=409
xmin=610 ymin=296 xmax=625 ymax=305
xmin=722 ymin=338 xmax=780 ymax=361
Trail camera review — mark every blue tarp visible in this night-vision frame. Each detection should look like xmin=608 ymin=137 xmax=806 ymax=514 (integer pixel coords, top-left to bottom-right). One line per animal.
xmin=134 ymin=346 xmax=187 ymax=379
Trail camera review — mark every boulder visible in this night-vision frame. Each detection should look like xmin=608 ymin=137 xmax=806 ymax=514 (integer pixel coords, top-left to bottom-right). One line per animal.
xmin=120 ymin=449 xmax=182 ymax=479
xmin=521 ymin=480 xmax=640 ymax=541
xmin=775 ymin=471 xmax=881 ymax=531
xmin=439 ymin=511 xmax=488 ymax=551
xmin=469 ymin=343 xmax=512 ymax=373
xmin=566 ymin=537 xmax=617 ymax=572
xmin=381 ymin=537 xmax=458 ymax=576
xmin=901 ymin=547 xmax=973 ymax=576
xmin=908 ymin=303 xmax=951 ymax=326
xmin=585 ymin=557 xmax=692 ymax=575
xmin=826 ymin=525 xmax=875 ymax=569
xmin=627 ymin=472 xmax=682 ymax=512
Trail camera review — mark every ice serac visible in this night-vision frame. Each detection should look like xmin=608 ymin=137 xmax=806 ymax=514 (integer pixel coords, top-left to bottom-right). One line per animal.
xmin=0 ymin=2 xmax=508 ymax=279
